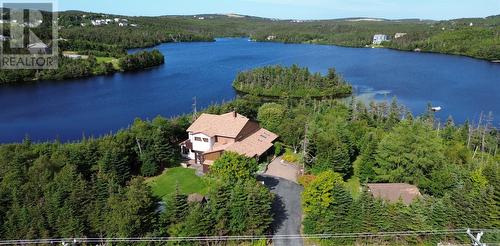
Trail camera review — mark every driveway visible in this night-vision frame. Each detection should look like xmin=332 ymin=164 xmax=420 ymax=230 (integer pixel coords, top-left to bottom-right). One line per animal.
xmin=257 ymin=175 xmax=304 ymax=246
xmin=265 ymin=156 xmax=301 ymax=183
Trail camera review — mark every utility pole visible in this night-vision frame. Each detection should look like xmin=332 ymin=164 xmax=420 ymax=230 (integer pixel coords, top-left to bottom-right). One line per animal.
xmin=301 ymin=123 xmax=309 ymax=175
xmin=466 ymin=228 xmax=486 ymax=246
xmin=192 ymin=96 xmax=198 ymax=121
xmin=135 ymin=137 xmax=142 ymax=155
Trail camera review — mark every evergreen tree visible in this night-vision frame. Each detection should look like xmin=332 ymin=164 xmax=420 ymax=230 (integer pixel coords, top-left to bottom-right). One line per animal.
xmin=165 ymin=184 xmax=188 ymax=224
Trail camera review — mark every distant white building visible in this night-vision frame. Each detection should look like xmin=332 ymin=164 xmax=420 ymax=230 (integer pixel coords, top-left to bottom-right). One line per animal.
xmin=91 ymin=20 xmax=102 ymax=26
xmin=114 ymin=18 xmax=120 ymax=22
xmin=27 ymin=42 xmax=49 ymax=54
xmin=373 ymin=34 xmax=389 ymax=45
xmin=0 ymin=35 xmax=9 ymax=41
xmin=266 ymin=35 xmax=276 ymax=40
xmin=130 ymin=24 xmax=138 ymax=27
xmin=118 ymin=22 xmax=128 ymax=27
xmin=63 ymin=53 xmax=83 ymax=59
xmin=394 ymin=33 xmax=407 ymax=39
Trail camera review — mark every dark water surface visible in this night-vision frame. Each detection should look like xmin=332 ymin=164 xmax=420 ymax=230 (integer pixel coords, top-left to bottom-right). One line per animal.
xmin=1 ymin=38 xmax=499 ymax=143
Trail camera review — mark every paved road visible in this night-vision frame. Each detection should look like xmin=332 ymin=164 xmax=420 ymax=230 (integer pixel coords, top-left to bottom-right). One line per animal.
xmin=257 ymin=175 xmax=304 ymax=246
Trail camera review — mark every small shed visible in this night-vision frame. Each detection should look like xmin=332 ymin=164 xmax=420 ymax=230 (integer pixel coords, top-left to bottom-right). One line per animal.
xmin=366 ymin=183 xmax=421 ymax=204
xmin=187 ymin=193 xmax=207 ymax=203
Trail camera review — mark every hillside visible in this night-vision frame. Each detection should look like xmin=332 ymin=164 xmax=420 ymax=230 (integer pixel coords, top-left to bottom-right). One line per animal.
xmin=56 ymin=11 xmax=500 ymax=61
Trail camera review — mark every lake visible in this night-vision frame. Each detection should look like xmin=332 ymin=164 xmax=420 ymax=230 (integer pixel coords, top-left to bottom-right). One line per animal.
xmin=1 ymin=38 xmax=499 ymax=143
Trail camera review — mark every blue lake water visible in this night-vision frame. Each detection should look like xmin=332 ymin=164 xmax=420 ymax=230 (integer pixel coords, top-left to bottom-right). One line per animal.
xmin=1 ymin=38 xmax=499 ymax=143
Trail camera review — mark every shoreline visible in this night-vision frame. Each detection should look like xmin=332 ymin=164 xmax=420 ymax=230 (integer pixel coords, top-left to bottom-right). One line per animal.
xmin=2 ymin=37 xmax=498 ymax=86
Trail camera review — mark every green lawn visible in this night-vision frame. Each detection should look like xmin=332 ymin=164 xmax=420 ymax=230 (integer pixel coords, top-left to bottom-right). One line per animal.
xmin=96 ymin=56 xmax=120 ymax=70
xmin=146 ymin=167 xmax=212 ymax=201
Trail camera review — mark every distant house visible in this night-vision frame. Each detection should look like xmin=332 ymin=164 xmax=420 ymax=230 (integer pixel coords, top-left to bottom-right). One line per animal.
xmin=63 ymin=54 xmax=82 ymax=59
xmin=27 ymin=42 xmax=49 ymax=54
xmin=266 ymin=35 xmax=276 ymax=41
xmin=366 ymin=183 xmax=422 ymax=204
xmin=91 ymin=20 xmax=103 ymax=26
xmin=372 ymin=34 xmax=389 ymax=45
xmin=394 ymin=32 xmax=407 ymax=39
xmin=180 ymin=111 xmax=278 ymax=173
xmin=118 ymin=22 xmax=128 ymax=27
xmin=0 ymin=35 xmax=9 ymax=41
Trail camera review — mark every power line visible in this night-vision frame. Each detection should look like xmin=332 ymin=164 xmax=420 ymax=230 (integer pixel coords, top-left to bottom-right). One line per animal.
xmin=0 ymin=229 xmax=498 ymax=245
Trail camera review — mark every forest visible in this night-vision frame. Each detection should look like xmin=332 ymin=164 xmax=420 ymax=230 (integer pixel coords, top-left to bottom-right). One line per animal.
xmin=204 ymin=94 xmax=499 ymax=245
xmin=55 ymin=12 xmax=500 ymax=61
xmin=0 ymin=89 xmax=498 ymax=244
xmin=1 ymin=10 xmax=498 ymax=84
xmin=0 ymin=50 xmax=164 ymax=84
xmin=0 ymin=113 xmax=274 ymax=242
xmin=232 ymin=65 xmax=352 ymax=98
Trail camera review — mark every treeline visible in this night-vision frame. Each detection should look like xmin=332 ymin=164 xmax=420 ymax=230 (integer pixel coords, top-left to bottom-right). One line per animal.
xmin=0 ymin=116 xmax=186 ymax=239
xmin=119 ymin=50 xmax=165 ymax=72
xmin=386 ymin=27 xmax=500 ymax=60
xmin=0 ymin=49 xmax=164 ymax=84
xmin=0 ymin=56 xmax=114 ymax=84
xmin=302 ymin=170 xmax=497 ymax=245
xmin=59 ymin=40 xmax=127 ymax=58
xmin=233 ymin=65 xmax=352 ymax=98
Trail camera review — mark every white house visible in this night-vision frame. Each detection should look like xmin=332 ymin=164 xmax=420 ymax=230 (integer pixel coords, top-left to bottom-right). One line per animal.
xmin=180 ymin=111 xmax=278 ymax=172
xmin=27 ymin=42 xmax=49 ymax=54
xmin=394 ymin=33 xmax=407 ymax=39
xmin=373 ymin=34 xmax=389 ymax=45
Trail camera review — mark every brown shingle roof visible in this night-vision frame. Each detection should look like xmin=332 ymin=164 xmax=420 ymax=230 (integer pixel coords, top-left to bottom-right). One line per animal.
xmin=187 ymin=193 xmax=206 ymax=203
xmin=187 ymin=112 xmax=250 ymax=138
xmin=366 ymin=183 xmax=421 ymax=205
xmin=225 ymin=128 xmax=279 ymax=157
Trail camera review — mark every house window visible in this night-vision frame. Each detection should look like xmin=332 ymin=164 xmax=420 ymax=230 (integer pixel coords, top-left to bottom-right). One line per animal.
xmin=194 ymin=137 xmax=202 ymax=141
xmin=181 ymin=146 xmax=189 ymax=155
xmin=202 ymin=138 xmax=209 ymax=142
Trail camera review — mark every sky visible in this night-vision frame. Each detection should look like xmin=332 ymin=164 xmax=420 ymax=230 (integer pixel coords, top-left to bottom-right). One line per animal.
xmin=58 ymin=0 xmax=500 ymax=20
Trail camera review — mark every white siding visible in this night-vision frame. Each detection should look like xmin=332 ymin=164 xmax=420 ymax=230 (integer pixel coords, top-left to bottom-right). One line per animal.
xmin=189 ymin=132 xmax=214 ymax=152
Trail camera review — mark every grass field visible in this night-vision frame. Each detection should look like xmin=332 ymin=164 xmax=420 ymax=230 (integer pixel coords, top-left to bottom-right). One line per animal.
xmin=96 ymin=56 xmax=120 ymax=70
xmin=146 ymin=167 xmax=212 ymax=201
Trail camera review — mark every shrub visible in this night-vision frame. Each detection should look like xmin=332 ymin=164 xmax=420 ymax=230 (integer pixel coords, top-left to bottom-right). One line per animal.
xmin=282 ymin=148 xmax=300 ymax=163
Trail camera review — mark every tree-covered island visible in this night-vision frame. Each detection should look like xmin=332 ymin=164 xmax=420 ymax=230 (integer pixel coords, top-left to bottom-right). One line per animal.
xmin=232 ymin=65 xmax=352 ymax=98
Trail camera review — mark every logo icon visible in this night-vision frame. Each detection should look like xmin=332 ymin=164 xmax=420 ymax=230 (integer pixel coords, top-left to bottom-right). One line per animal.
xmin=0 ymin=1 xmax=58 ymax=69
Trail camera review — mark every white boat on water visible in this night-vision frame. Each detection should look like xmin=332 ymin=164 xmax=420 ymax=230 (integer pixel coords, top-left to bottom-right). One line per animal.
xmin=431 ymin=106 xmax=442 ymax=112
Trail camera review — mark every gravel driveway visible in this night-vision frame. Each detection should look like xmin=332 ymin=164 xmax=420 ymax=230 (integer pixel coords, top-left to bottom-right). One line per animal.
xmin=257 ymin=175 xmax=304 ymax=246
xmin=265 ymin=156 xmax=300 ymax=183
